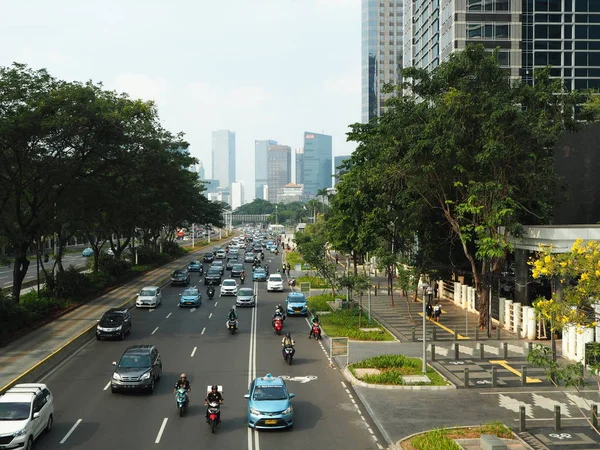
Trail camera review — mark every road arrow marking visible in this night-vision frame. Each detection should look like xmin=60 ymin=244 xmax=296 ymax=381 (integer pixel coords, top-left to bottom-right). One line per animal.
xmin=532 ymin=393 xmax=572 ymax=417
xmin=498 ymin=394 xmax=534 ymax=418
xmin=489 ymin=360 xmax=542 ymax=383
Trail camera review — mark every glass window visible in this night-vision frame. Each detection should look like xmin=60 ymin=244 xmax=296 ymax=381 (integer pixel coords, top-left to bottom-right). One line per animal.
xmin=565 ymin=53 xmax=573 ymax=65
xmin=467 ymin=0 xmax=482 ymax=8
xmin=589 ymin=52 xmax=600 ymax=66
xmin=548 ymin=52 xmax=561 ymax=66
xmin=536 ymin=25 xmax=548 ymax=38
xmin=549 ymin=41 xmax=562 ymax=49
xmin=575 ymin=79 xmax=587 ymax=90
xmin=565 ymin=14 xmax=573 ymax=22
xmin=496 ymin=24 xmax=509 ymax=38
xmin=575 ymin=25 xmax=588 ymax=39
xmin=575 ymin=0 xmax=588 ymax=12
xmin=565 ymin=26 xmax=572 ymax=39
xmin=590 ymin=68 xmax=600 ymax=76
xmin=588 ymin=79 xmax=600 ymax=88
xmin=535 ymin=40 xmax=549 ymax=49
xmin=549 ymin=68 xmax=562 ymax=76
xmin=483 ymin=0 xmax=494 ymax=10
xmin=548 ymin=25 xmax=561 ymax=38
xmin=565 ymin=0 xmax=572 ymax=12
xmin=548 ymin=14 xmax=562 ymax=22
xmin=467 ymin=24 xmax=482 ymax=38
xmin=591 ymin=41 xmax=600 ymax=50
xmin=564 ymin=68 xmax=572 ymax=76
xmin=497 ymin=51 xmax=509 ymax=66
xmin=590 ymin=26 xmax=600 ymax=39
xmin=535 ymin=52 xmax=548 ymax=65
xmin=484 ymin=24 xmax=494 ymax=38
xmin=548 ymin=0 xmax=561 ymax=11
xmin=495 ymin=0 xmax=509 ymax=11
xmin=535 ymin=0 xmax=549 ymax=12
xmin=575 ymin=52 xmax=588 ymax=66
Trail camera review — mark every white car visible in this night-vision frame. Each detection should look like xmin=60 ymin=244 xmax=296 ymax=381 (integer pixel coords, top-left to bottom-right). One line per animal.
xmin=267 ymin=274 xmax=284 ymax=292
xmin=220 ymin=279 xmax=238 ymax=296
xmin=0 ymin=383 xmax=54 ymax=450
xmin=136 ymin=286 xmax=162 ymax=308
xmin=215 ymin=250 xmax=226 ymax=259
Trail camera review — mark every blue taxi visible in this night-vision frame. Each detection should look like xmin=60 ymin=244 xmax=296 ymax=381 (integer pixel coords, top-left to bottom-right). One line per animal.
xmin=244 ymin=373 xmax=295 ymax=429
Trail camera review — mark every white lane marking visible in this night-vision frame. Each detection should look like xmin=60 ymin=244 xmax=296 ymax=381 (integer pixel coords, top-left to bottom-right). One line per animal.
xmin=103 ymin=381 xmax=111 ymax=391
xmin=155 ymin=418 xmax=168 ymax=443
xmin=208 ymin=313 xmax=213 ymax=319
xmin=248 ymin=281 xmax=259 ymax=450
xmin=191 ymin=347 xmax=197 ymax=357
xmin=60 ymin=419 xmax=82 ymax=444
xmin=149 ymin=309 xmax=154 ymax=312
xmin=166 ymin=312 xmax=172 ymax=318
xmin=201 ymin=327 xmax=206 ymax=335
xmin=377 ymin=444 xmax=383 ymax=450
xmin=190 ymin=308 xmax=196 ymax=313
xmin=151 ymin=327 xmax=159 ymax=335
xmin=341 ymin=381 xmax=347 ymax=388
xmin=372 ymin=436 xmax=379 ymax=443
xmin=215 ymin=301 xmax=218 ymax=306
xmin=368 ymin=427 xmax=374 ymax=434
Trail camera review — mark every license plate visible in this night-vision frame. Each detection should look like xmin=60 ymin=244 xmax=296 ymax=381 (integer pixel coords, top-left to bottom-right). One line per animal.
xmin=264 ymin=419 xmax=277 ymax=425
xmin=186 ymin=302 xmax=192 ymax=305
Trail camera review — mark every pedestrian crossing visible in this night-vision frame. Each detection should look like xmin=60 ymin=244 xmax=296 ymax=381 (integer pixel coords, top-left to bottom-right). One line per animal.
xmin=486 ymin=391 xmax=600 ymax=419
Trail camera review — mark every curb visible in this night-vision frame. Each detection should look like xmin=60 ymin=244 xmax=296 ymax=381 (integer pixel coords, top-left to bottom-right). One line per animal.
xmin=341 ymin=366 xmax=456 ymax=391
xmin=0 ymin=238 xmax=232 ymax=394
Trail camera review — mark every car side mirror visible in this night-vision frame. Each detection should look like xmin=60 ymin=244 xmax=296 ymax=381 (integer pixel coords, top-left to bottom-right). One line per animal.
xmin=112 ymin=361 xmax=117 ymax=366
xmin=289 ymin=393 xmax=295 ymax=398
xmin=33 ymin=412 xmax=40 ymax=420
xmin=244 ymin=394 xmax=250 ymax=399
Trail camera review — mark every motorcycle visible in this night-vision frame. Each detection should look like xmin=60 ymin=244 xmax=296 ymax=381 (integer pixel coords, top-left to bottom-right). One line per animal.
xmin=228 ymin=319 xmax=237 ymax=334
xmin=273 ymin=318 xmax=283 ymax=335
xmin=240 ymin=273 xmax=245 ymax=284
xmin=206 ymin=401 xmax=221 ymax=433
xmin=288 ymin=278 xmax=296 ymax=288
xmin=283 ymin=345 xmax=294 ymax=365
xmin=176 ymin=388 xmax=189 ymax=417
xmin=311 ymin=323 xmax=322 ymax=341
xmin=207 ymin=287 xmax=215 ymax=300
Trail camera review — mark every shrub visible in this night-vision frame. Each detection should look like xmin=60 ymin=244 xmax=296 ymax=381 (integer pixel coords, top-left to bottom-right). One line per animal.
xmin=163 ymin=240 xmax=187 ymax=256
xmin=307 ymin=294 xmax=334 ymax=312
xmin=135 ymin=246 xmax=170 ymax=265
xmin=50 ymin=266 xmax=90 ymax=299
xmin=98 ymin=255 xmax=132 ymax=277
xmin=296 ymin=275 xmax=329 ymax=289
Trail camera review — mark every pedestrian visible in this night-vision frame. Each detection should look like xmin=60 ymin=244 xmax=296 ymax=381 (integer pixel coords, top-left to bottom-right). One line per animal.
xmin=282 ymin=264 xmax=286 ymax=274
xmin=286 ymin=263 xmax=291 ymax=276
xmin=434 ymin=283 xmax=439 ymax=299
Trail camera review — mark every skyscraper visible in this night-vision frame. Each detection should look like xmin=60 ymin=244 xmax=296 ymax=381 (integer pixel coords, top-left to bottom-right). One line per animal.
xmin=334 ymin=155 xmax=351 ymax=186
xmin=362 ymin=0 xmax=404 ymax=123
xmin=255 ymin=139 xmax=278 ymax=200
xmin=231 ymin=181 xmax=245 ymax=210
xmin=267 ymin=145 xmax=291 ymax=203
xmin=404 ymin=0 xmax=600 ymax=90
xmin=302 ymin=132 xmax=332 ymax=196
xmin=211 ymin=130 xmax=236 ymax=190
xmin=295 ymin=148 xmax=304 ymax=185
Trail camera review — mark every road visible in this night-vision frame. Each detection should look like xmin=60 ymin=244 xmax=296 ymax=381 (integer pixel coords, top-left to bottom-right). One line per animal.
xmin=31 ymin=249 xmax=382 ymax=450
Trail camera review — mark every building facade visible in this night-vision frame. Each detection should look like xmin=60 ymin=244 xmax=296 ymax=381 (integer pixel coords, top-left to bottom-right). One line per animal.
xmin=362 ymin=0 xmax=404 ymax=122
xmin=277 ymin=183 xmax=307 ymax=204
xmin=202 ymin=179 xmax=219 ymax=194
xmin=334 ymin=155 xmax=351 ymax=186
xmin=267 ymin=145 xmax=291 ymax=203
xmin=231 ymin=181 xmax=245 ymax=210
xmin=211 ymin=130 xmax=236 ymax=190
xmin=302 ymin=132 xmax=332 ymax=196
xmin=254 ymin=139 xmax=277 ymax=200
xmin=295 ymin=148 xmax=304 ymax=185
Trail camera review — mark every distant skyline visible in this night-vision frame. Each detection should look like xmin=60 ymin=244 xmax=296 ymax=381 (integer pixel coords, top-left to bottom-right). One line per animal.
xmin=0 ymin=0 xmax=360 ymax=200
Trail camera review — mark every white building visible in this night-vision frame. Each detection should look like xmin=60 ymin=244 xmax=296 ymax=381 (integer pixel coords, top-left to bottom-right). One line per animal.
xmin=231 ymin=181 xmax=245 ymax=210
xmin=262 ymin=185 xmax=269 ymax=202
xmin=277 ymin=183 xmax=306 ymax=204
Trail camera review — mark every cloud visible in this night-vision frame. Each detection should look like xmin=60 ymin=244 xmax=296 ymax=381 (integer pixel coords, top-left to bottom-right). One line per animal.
xmin=323 ymin=73 xmax=360 ymax=95
xmin=111 ymin=73 xmax=170 ymax=101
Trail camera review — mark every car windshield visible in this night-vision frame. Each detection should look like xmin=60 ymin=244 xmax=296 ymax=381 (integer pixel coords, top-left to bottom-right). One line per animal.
xmin=173 ymin=270 xmax=185 ymax=275
xmin=252 ymin=386 xmax=287 ymax=401
xmin=207 ymin=269 xmax=220 ymax=274
xmin=255 ymin=269 xmax=265 ymax=274
xmin=238 ymin=289 xmax=254 ymax=296
xmin=246 ymin=253 xmax=254 ymax=257
xmin=205 ymin=253 xmax=212 ymax=257
xmin=223 ymin=280 xmax=236 ymax=286
xmin=140 ymin=289 xmax=156 ymax=296
xmin=100 ymin=314 xmax=122 ymax=325
xmin=213 ymin=261 xmax=223 ymax=266
xmin=119 ymin=355 xmax=151 ymax=368
xmin=0 ymin=402 xmax=30 ymax=421
xmin=189 ymin=261 xmax=199 ymax=265
xmin=183 ymin=289 xmax=199 ymax=296
xmin=288 ymin=295 xmax=306 ymax=303
xmin=269 ymin=276 xmax=282 ymax=282
xmin=233 ymin=264 xmax=243 ymax=270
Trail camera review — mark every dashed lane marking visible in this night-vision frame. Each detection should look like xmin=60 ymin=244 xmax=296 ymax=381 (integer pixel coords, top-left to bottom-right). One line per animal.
xmin=155 ymin=418 xmax=168 ymax=443
xmin=103 ymin=381 xmax=110 ymax=391
xmin=209 ymin=313 xmax=213 ymax=319
xmin=166 ymin=313 xmax=172 ymax=318
xmin=201 ymin=327 xmax=206 ymax=335
xmin=191 ymin=347 xmax=197 ymax=357
xmin=60 ymin=419 xmax=82 ymax=444
xmin=151 ymin=327 xmax=159 ymax=335
xmin=215 ymin=301 xmax=218 ymax=306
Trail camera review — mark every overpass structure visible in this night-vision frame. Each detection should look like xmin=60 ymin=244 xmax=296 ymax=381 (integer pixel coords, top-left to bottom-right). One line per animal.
xmin=223 ymin=212 xmax=270 ymax=229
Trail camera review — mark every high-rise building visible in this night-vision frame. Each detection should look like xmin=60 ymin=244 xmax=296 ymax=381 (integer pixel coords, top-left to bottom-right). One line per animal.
xmin=334 ymin=155 xmax=351 ymax=186
xmin=302 ymin=132 xmax=332 ymax=196
xmin=202 ymin=179 xmax=219 ymax=194
xmin=295 ymin=148 xmax=304 ymax=185
xmin=404 ymin=0 xmax=600 ymax=90
xmin=267 ymin=145 xmax=291 ymax=203
xmin=211 ymin=130 xmax=236 ymax=190
xmin=231 ymin=181 xmax=245 ymax=210
xmin=255 ymin=139 xmax=278 ymax=199
xmin=197 ymin=161 xmax=205 ymax=180
xmin=362 ymin=0 xmax=404 ymax=123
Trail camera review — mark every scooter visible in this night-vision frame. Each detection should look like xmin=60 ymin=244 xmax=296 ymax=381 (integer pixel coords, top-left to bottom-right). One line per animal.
xmin=311 ymin=323 xmax=322 ymax=341
xmin=207 ymin=287 xmax=215 ymax=300
xmin=175 ymin=388 xmax=188 ymax=417
xmin=206 ymin=401 xmax=221 ymax=433
xmin=283 ymin=346 xmax=294 ymax=365
xmin=273 ymin=318 xmax=283 ymax=335
xmin=240 ymin=273 xmax=245 ymax=284
xmin=228 ymin=319 xmax=237 ymax=334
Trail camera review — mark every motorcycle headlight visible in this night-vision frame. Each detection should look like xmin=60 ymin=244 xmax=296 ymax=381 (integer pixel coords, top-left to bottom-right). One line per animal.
xmin=249 ymin=407 xmax=261 ymax=416
xmin=140 ymin=372 xmax=151 ymax=380
xmin=112 ymin=372 xmax=121 ymax=380
xmin=282 ymin=406 xmax=292 ymax=415
xmin=13 ymin=428 xmax=27 ymax=437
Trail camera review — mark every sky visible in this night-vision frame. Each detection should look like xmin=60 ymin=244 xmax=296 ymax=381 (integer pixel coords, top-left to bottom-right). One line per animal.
xmin=0 ymin=0 xmax=361 ymax=199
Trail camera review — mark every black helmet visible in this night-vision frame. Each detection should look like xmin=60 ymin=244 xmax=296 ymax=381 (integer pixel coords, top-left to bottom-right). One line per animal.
xmin=285 ymin=332 xmax=291 ymax=338
xmin=211 ymin=385 xmax=218 ymax=391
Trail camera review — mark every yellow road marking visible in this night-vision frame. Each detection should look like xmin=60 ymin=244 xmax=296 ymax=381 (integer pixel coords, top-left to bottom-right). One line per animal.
xmin=489 ymin=360 xmax=542 ymax=383
xmin=417 ymin=312 xmax=470 ymax=339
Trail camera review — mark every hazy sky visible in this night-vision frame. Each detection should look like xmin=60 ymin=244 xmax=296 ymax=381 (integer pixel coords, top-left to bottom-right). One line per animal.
xmin=0 ymin=0 xmax=360 ymax=197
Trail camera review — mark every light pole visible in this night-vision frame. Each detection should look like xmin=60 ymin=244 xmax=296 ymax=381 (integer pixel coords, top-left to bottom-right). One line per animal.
xmin=422 ymin=285 xmax=427 ymax=373
xmin=275 ymin=205 xmax=278 ymax=225
xmin=367 ymin=262 xmax=372 ymax=322
xmin=192 ymin=223 xmax=195 ymax=248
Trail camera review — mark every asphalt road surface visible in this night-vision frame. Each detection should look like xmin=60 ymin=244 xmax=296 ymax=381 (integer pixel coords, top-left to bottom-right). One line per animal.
xmin=0 ymin=253 xmax=89 ymax=289
xmin=32 ymin=251 xmax=382 ymax=450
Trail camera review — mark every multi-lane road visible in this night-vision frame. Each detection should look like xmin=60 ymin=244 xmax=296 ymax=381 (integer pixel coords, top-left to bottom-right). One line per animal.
xmin=31 ymin=248 xmax=382 ymax=450
xmin=0 ymin=253 xmax=88 ymax=289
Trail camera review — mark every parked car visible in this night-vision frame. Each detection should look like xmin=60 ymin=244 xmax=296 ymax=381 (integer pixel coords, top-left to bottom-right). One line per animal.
xmin=267 ymin=274 xmax=284 ymax=292
xmin=171 ymin=269 xmax=190 ymax=286
xmin=244 ymin=373 xmax=295 ymax=429
xmin=136 ymin=286 xmax=162 ymax=308
xmin=286 ymin=292 xmax=308 ymax=316
xmin=236 ymin=287 xmax=256 ymax=307
xmin=179 ymin=287 xmax=202 ymax=307
xmin=0 ymin=383 xmax=55 ymax=449
xmin=111 ymin=345 xmax=162 ymax=393
xmin=96 ymin=308 xmax=132 ymax=340
xmin=203 ymin=252 xmax=214 ymax=263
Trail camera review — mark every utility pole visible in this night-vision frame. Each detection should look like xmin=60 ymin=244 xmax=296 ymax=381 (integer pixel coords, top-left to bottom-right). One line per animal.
xmin=192 ymin=223 xmax=195 ymax=248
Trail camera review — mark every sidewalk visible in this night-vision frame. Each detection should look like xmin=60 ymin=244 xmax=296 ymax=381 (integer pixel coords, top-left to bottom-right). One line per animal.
xmin=0 ymin=243 xmax=226 ymax=392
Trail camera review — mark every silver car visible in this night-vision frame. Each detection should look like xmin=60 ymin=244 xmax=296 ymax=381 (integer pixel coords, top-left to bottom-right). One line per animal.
xmin=236 ymin=287 xmax=255 ymax=307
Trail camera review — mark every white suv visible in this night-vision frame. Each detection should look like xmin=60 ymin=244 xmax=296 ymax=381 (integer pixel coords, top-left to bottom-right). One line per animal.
xmin=267 ymin=274 xmax=284 ymax=292
xmin=0 ymin=383 xmax=54 ymax=450
xmin=220 ymin=279 xmax=238 ymax=296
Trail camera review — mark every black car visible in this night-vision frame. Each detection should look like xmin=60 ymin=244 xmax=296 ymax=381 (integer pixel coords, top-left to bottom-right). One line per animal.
xmin=231 ymin=263 xmax=244 ymax=277
xmin=171 ymin=269 xmax=190 ymax=286
xmin=210 ymin=260 xmax=225 ymax=275
xmin=203 ymin=252 xmax=214 ymax=263
xmin=204 ymin=268 xmax=222 ymax=285
xmin=111 ymin=345 xmax=162 ymax=393
xmin=96 ymin=308 xmax=132 ymax=340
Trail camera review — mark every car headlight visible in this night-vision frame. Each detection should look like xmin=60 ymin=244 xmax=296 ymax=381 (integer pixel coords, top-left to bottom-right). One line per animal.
xmin=13 ymin=428 xmax=27 ymax=437
xmin=140 ymin=372 xmax=151 ymax=380
xmin=249 ymin=407 xmax=261 ymax=416
xmin=112 ymin=372 xmax=121 ymax=380
xmin=282 ymin=406 xmax=292 ymax=414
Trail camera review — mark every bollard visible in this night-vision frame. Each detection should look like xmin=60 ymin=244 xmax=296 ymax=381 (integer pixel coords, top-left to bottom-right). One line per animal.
xmin=480 ymin=343 xmax=485 ymax=360
xmin=454 ymin=330 xmax=458 ymax=341
xmin=516 ymin=323 xmax=521 ymax=340
xmin=492 ymin=366 xmax=497 ymax=387
xmin=432 ymin=326 xmax=437 ymax=341
xmin=464 ymin=368 xmax=469 ymax=388
xmin=528 ymin=341 xmax=533 ymax=355
xmin=496 ymin=325 xmax=501 ymax=340
xmin=521 ymin=366 xmax=527 ymax=386
xmin=503 ymin=342 xmax=508 ymax=359
xmin=454 ymin=343 xmax=460 ymax=360
xmin=520 ymin=406 xmax=527 ymax=432
xmin=412 ymin=327 xmax=416 ymax=342
xmin=431 ymin=344 xmax=436 ymax=361
xmin=554 ymin=405 xmax=561 ymax=431
xmin=475 ymin=327 xmax=479 ymax=341
xmin=593 ymin=404 xmax=598 ymax=429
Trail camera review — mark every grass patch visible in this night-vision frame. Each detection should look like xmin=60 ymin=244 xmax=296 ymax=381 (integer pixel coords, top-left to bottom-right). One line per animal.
xmin=320 ymin=309 xmax=394 ymax=341
xmin=284 ymin=251 xmax=304 ymax=267
xmin=402 ymin=422 xmax=512 ymax=450
xmin=296 ymin=275 xmax=329 ymax=289
xmin=349 ymin=354 xmax=449 ymax=386
xmin=307 ymin=293 xmax=334 ymax=312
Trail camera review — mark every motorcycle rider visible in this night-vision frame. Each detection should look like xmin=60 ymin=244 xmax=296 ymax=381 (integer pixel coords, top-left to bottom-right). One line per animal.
xmin=281 ymin=333 xmax=296 ymax=359
xmin=272 ymin=304 xmax=285 ymax=326
xmin=309 ymin=315 xmax=321 ymax=338
xmin=226 ymin=307 xmax=238 ymax=329
xmin=205 ymin=385 xmax=224 ymax=423
xmin=240 ymin=270 xmax=245 ymax=284
xmin=207 ymin=285 xmax=215 ymax=299
xmin=173 ymin=373 xmax=191 ymax=405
